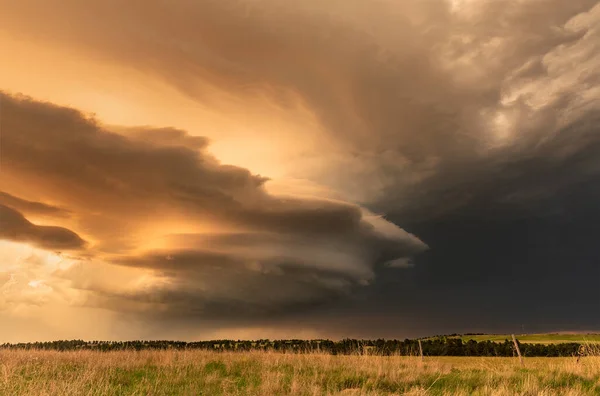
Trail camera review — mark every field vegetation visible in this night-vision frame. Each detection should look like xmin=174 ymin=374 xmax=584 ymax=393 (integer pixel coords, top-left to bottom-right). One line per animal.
xmin=1 ymin=348 xmax=600 ymax=395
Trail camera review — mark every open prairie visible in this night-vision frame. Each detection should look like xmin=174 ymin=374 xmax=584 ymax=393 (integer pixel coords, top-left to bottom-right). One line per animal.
xmin=1 ymin=349 xmax=600 ymax=395
xmin=2 ymin=2 xmax=600 ymax=396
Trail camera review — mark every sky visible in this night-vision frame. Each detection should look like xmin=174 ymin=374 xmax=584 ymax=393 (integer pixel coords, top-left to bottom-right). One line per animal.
xmin=0 ymin=0 xmax=599 ymax=342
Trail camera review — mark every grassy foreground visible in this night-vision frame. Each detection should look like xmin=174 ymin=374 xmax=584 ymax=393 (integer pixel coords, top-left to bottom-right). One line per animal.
xmin=1 ymin=349 xmax=599 ymax=395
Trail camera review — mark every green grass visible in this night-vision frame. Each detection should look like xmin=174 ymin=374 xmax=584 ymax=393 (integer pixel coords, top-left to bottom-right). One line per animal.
xmin=444 ymin=333 xmax=600 ymax=344
xmin=1 ymin=350 xmax=600 ymax=395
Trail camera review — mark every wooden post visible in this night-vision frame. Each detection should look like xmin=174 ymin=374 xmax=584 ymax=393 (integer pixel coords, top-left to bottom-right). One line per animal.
xmin=512 ymin=334 xmax=523 ymax=367
xmin=418 ymin=339 xmax=424 ymax=362
xmin=576 ymin=344 xmax=585 ymax=363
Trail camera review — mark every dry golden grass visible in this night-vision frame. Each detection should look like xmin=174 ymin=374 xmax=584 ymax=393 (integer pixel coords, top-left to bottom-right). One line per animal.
xmin=1 ymin=349 xmax=599 ymax=395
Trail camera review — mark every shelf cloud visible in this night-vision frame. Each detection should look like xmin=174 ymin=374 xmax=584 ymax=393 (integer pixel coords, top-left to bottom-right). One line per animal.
xmin=1 ymin=92 xmax=426 ymax=324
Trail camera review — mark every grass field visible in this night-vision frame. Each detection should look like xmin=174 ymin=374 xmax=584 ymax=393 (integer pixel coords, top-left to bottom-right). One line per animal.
xmin=1 ymin=349 xmax=600 ymax=395
xmin=445 ymin=334 xmax=600 ymax=344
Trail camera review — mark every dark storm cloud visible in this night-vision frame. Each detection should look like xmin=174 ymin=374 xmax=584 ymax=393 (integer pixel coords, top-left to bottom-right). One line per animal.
xmin=345 ymin=110 xmax=600 ymax=336
xmin=123 ymin=127 xmax=210 ymax=150
xmin=2 ymin=1 xmax=599 ymax=203
xmin=375 ymin=111 xmax=600 ymax=223
xmin=84 ymin=222 xmax=426 ymax=319
xmin=5 ymin=0 xmax=597 ymax=215
xmin=0 ymin=204 xmax=86 ymax=250
xmin=0 ymin=191 xmax=70 ymax=217
xmin=1 ymin=92 xmax=426 ymax=318
xmin=83 ymin=249 xmax=363 ymax=318
xmin=1 ymin=0 xmax=596 ymax=166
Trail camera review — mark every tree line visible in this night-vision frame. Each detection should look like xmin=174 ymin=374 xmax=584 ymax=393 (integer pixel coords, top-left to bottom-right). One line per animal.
xmin=0 ymin=337 xmax=586 ymax=357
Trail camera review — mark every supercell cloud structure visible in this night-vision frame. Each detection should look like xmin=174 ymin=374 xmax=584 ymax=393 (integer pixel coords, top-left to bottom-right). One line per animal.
xmin=0 ymin=0 xmax=599 ymax=340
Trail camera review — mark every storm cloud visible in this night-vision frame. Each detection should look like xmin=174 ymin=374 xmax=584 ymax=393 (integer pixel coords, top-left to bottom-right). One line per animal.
xmin=0 ymin=0 xmax=599 ymax=339
xmin=0 ymin=92 xmax=426 ymax=319
xmin=2 ymin=0 xmax=598 ymax=185
xmin=0 ymin=192 xmax=71 ymax=218
xmin=0 ymin=205 xmax=85 ymax=250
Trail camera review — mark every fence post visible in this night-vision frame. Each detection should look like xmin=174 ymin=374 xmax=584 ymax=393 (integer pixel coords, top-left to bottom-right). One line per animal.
xmin=418 ymin=339 xmax=424 ymax=362
xmin=512 ymin=334 xmax=523 ymax=367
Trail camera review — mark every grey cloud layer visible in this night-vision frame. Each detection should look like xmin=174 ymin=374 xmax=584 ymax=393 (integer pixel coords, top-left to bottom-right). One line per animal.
xmin=0 ymin=204 xmax=86 ymax=250
xmin=0 ymin=192 xmax=71 ymax=217
xmin=1 ymin=92 xmax=426 ymax=317
xmin=3 ymin=0 xmax=598 ymax=208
